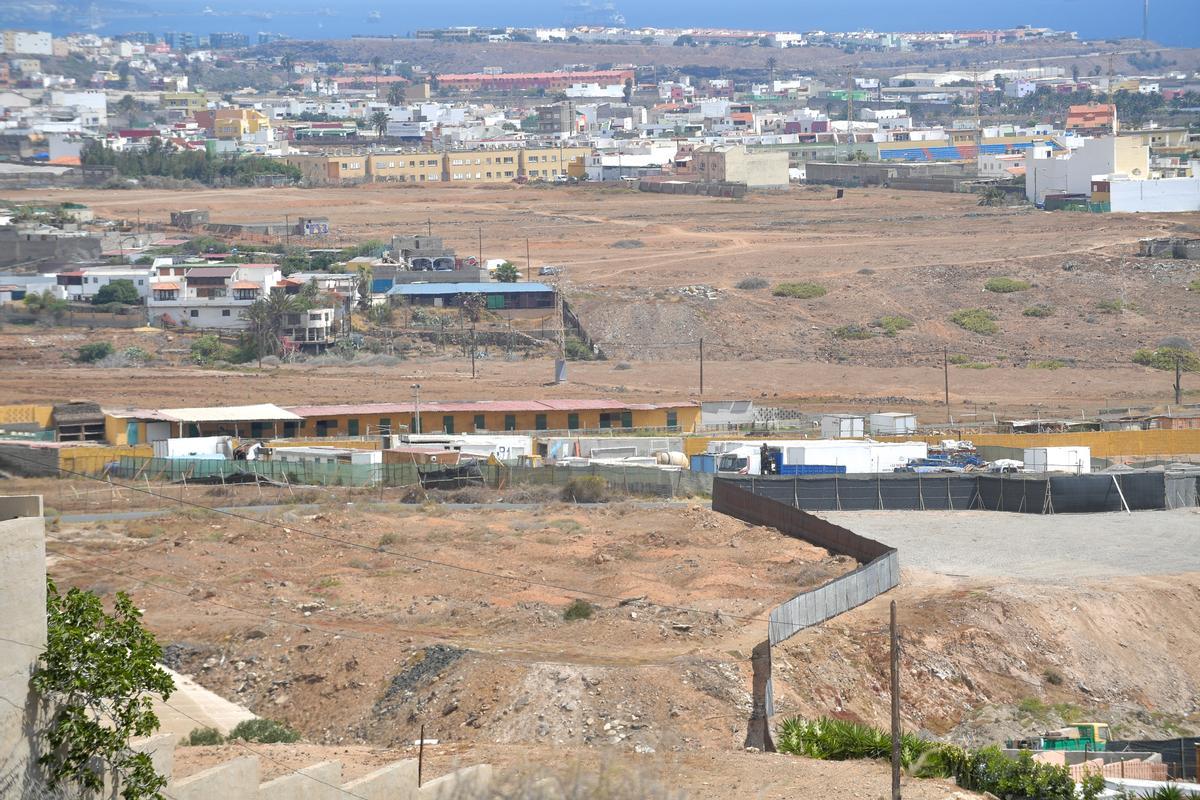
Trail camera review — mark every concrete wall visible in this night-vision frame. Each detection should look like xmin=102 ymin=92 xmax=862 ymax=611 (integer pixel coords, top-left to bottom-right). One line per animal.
xmin=0 ymin=229 xmax=102 ymax=269
xmin=1110 ymin=177 xmax=1200 ymax=212
xmin=0 ymin=496 xmax=48 ymax=798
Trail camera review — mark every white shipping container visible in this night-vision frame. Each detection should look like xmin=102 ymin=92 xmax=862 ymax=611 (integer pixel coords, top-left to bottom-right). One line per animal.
xmin=1023 ymin=446 xmax=1091 ymax=474
xmin=820 ymin=414 xmax=864 ymax=438
xmin=869 ymin=412 xmax=917 ymax=435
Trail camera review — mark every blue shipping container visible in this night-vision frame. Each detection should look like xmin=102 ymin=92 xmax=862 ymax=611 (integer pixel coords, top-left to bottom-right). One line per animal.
xmin=779 ymin=464 xmax=847 ymax=475
xmin=690 ymin=454 xmax=716 ymax=474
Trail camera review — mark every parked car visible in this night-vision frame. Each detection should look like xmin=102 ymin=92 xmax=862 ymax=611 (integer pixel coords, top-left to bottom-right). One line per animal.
xmin=538 ymin=266 xmax=561 ymax=276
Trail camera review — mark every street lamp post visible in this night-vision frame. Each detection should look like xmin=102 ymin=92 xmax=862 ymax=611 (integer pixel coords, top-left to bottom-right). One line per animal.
xmin=411 ymin=383 xmax=422 ymax=435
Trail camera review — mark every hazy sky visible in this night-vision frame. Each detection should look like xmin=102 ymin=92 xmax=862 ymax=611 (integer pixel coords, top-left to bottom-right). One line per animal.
xmin=6 ymin=0 xmax=1198 ymax=47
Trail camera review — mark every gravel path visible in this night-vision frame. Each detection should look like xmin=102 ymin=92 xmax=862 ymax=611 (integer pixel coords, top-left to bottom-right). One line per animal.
xmin=818 ymin=508 xmax=1200 ymax=582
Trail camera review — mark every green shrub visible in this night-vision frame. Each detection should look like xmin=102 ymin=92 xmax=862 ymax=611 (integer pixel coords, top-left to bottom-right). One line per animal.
xmin=773 ymin=282 xmax=826 ymax=299
xmin=984 ymin=277 xmax=1030 ymax=293
xmin=1190 ymin=279 xmax=1200 ymax=292
xmin=184 ymin=727 xmax=224 ymax=746
xmin=947 ymin=354 xmax=969 ymax=365
xmin=190 ymin=334 xmax=231 ymax=365
xmin=957 ymin=361 xmax=993 ymax=369
xmin=735 ymin=277 xmax=769 ymax=290
xmin=76 ymin=342 xmax=114 ymax=363
xmin=93 ymin=279 xmax=140 ymax=305
xmin=229 ymin=718 xmax=300 ymax=744
xmin=562 ymin=598 xmax=596 ymax=621
xmin=1023 ymin=304 xmax=1054 ymax=318
xmin=872 ymin=315 xmax=913 ymax=336
xmin=562 ymin=476 xmax=609 ymax=503
xmin=564 ymin=336 xmax=599 ymax=361
xmin=1030 ymin=360 xmax=1067 ymax=370
xmin=121 ymin=346 xmax=150 ymax=364
xmin=1132 ymin=347 xmax=1200 ymax=372
xmin=1097 ymin=298 xmax=1130 ymax=313
xmin=1043 ymin=669 xmax=1065 ymax=686
xmin=833 ymin=324 xmax=874 ymax=340
xmin=776 ymin=717 xmax=1090 ymax=800
xmin=949 ymin=309 xmax=999 ymax=335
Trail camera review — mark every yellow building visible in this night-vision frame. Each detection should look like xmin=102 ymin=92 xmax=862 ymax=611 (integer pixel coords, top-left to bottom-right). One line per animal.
xmin=443 ymin=148 xmax=521 ymax=183
xmin=283 ymin=400 xmax=699 ymax=436
xmin=160 ymin=91 xmax=208 ymax=114
xmin=367 ymin=153 xmax=445 ymax=183
xmin=520 ymin=146 xmax=591 ymax=180
xmin=214 ymin=108 xmax=270 ymax=139
xmin=284 ymin=153 xmax=368 ymax=184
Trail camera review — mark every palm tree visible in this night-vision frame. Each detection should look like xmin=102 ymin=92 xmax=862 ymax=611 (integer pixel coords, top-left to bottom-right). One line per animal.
xmin=386 ymin=83 xmax=405 ymax=106
xmin=241 ymin=299 xmax=274 ymax=367
xmin=280 ymin=53 xmax=294 ymax=73
xmin=369 ymin=110 xmax=390 ymax=138
xmin=370 ymin=55 xmax=383 ymax=96
xmin=766 ymin=56 xmax=778 ymax=85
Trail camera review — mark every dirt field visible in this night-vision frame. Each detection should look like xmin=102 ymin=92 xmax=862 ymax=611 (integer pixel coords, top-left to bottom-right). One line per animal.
xmin=43 ymin=495 xmax=1200 ymax=772
xmin=46 ymin=501 xmax=853 ymax=754
xmin=6 ymin=184 xmax=1200 ymax=416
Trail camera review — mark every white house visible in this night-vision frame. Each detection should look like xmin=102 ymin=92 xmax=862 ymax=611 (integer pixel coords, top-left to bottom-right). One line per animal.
xmin=1023 ymin=136 xmax=1148 ymax=205
xmin=75 ymin=266 xmax=154 ymax=301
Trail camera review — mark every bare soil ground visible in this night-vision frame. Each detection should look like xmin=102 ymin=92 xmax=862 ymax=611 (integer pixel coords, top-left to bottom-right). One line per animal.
xmin=172 ymin=741 xmax=974 ymax=799
xmin=43 ymin=496 xmax=1200 ymax=783
xmin=5 ymin=184 xmax=1200 ymax=416
xmin=46 ymin=501 xmax=853 ymax=754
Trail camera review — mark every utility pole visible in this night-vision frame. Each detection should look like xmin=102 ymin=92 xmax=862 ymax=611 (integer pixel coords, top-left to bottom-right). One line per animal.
xmin=477 ymin=225 xmax=482 ymax=269
xmin=1175 ymin=354 xmax=1184 ymax=406
xmin=411 ymin=383 xmax=421 ymax=434
xmin=699 ymin=337 xmax=704 ymax=396
xmin=525 ymin=236 xmax=531 ymax=282
xmin=890 ymin=600 xmax=901 ymax=800
xmin=554 ymin=269 xmax=566 ymax=384
xmin=426 ymin=217 xmax=432 ymax=237
xmin=284 ymin=214 xmax=290 ymax=249
xmin=1143 ymin=0 xmax=1149 ymax=41
xmin=943 ymin=347 xmax=951 ymax=423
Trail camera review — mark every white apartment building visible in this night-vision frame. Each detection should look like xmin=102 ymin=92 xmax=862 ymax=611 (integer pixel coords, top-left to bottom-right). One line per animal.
xmin=1 ymin=30 xmax=54 ymax=56
xmin=74 ymin=266 xmax=154 ymax=302
xmin=147 ymin=263 xmax=337 ymax=345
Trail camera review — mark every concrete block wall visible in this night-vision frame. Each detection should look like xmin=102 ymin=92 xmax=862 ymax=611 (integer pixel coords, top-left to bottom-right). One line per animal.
xmin=0 ymin=496 xmax=48 ymax=799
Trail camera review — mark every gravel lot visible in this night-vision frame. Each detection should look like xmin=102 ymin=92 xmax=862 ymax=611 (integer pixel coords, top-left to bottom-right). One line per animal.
xmin=819 ymin=508 xmax=1200 ymax=582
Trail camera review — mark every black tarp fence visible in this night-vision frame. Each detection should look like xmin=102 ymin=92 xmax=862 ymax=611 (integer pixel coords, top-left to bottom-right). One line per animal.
xmin=725 ymin=471 xmax=1200 ymax=514
xmin=1109 ymin=737 xmax=1200 ymax=781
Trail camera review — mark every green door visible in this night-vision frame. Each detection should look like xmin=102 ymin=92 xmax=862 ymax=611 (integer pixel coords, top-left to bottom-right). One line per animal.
xmin=348 ymin=419 xmax=360 ymax=436
xmin=126 ymin=421 xmax=139 ymax=445
xmin=443 ymin=415 xmax=455 ymax=434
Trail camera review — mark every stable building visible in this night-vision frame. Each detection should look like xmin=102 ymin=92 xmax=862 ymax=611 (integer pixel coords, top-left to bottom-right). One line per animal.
xmin=283 ymin=400 xmax=700 ymax=437
xmin=386 ymin=281 xmax=555 ymax=313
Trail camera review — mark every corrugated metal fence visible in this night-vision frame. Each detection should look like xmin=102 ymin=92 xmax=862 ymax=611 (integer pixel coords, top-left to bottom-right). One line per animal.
xmin=712 ymin=477 xmax=900 ymax=720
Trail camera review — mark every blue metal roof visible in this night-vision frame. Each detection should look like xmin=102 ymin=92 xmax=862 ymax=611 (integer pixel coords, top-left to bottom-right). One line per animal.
xmin=386 ymin=282 xmax=554 ymax=296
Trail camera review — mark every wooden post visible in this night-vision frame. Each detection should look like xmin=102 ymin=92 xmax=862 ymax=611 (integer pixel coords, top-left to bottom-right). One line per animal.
xmin=418 ymin=724 xmax=425 ymax=787
xmin=891 ymin=599 xmax=901 ymax=800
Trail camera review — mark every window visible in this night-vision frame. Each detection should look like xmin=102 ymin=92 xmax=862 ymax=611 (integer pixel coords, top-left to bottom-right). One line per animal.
xmin=347 ymin=419 xmax=359 ymax=436
xmin=474 ymin=414 xmax=485 ymax=431
xmin=567 ymin=413 xmax=579 ymax=430
xmin=379 ymin=417 xmax=391 ymax=434
xmin=620 ymin=411 xmax=633 ymax=428
xmin=315 ymin=420 xmax=336 ymax=436
xmin=221 ymin=309 xmax=230 ymax=317
xmin=667 ymin=410 xmax=678 ymax=428
xmin=189 ymin=309 xmax=198 ymax=318
xmin=504 ymin=414 xmax=517 ymax=431
xmin=535 ymin=414 xmax=547 ymax=431
xmin=599 ymin=413 xmax=612 ymax=430
xmin=442 ymin=415 xmax=454 ymax=434
xmin=250 ymin=422 xmax=265 ymax=438
xmin=283 ymin=421 xmax=298 ymax=437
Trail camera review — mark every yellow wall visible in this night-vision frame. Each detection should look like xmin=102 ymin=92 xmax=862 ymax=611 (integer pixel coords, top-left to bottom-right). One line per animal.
xmin=1113 ymin=135 xmax=1149 ymax=177
xmin=58 ymin=445 xmax=153 ymax=475
xmin=293 ymin=406 xmax=698 ymax=436
xmin=0 ymin=404 xmax=54 ymax=428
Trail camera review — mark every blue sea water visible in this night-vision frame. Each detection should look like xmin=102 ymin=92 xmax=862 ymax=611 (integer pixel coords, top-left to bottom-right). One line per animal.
xmin=5 ymin=0 xmax=1197 ymax=48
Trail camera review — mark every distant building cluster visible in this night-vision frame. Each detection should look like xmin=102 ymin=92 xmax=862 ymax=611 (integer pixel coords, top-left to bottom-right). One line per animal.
xmin=0 ymin=21 xmax=1195 ymax=210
